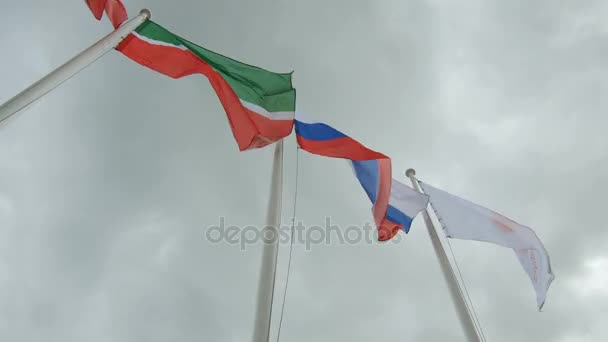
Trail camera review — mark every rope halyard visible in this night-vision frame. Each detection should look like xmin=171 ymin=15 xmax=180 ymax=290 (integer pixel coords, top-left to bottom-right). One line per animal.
xmin=276 ymin=146 xmax=300 ymax=342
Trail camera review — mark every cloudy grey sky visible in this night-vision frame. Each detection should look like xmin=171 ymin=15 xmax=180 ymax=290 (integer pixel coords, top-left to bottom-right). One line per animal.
xmin=1 ymin=0 xmax=607 ymax=341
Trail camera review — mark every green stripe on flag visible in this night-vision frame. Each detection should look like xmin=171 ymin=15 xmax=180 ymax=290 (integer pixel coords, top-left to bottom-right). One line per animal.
xmin=135 ymin=20 xmax=184 ymax=48
xmin=135 ymin=21 xmax=295 ymax=113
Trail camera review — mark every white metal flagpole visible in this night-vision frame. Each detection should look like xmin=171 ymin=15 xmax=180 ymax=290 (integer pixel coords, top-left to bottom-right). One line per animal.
xmin=252 ymin=140 xmax=284 ymax=342
xmin=0 ymin=9 xmax=152 ymax=125
xmin=406 ymin=169 xmax=482 ymax=342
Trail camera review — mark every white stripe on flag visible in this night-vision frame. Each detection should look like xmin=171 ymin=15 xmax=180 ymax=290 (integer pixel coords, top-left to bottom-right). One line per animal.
xmin=132 ymin=32 xmax=189 ymax=50
xmin=241 ymin=100 xmax=294 ymax=121
xmin=389 ymin=179 xmax=429 ymax=217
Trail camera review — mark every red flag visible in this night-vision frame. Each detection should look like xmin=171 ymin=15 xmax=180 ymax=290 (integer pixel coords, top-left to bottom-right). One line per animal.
xmin=85 ymin=0 xmax=128 ymax=28
xmin=85 ymin=0 xmax=105 ymax=20
xmin=104 ymin=0 xmax=128 ymax=28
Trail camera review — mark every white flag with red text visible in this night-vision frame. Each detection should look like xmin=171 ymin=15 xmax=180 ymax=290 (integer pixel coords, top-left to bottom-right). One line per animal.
xmin=420 ymin=181 xmax=555 ymax=309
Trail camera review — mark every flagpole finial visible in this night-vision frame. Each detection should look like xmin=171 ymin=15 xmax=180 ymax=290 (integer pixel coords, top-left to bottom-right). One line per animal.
xmin=140 ymin=9 xmax=152 ymax=19
xmin=406 ymin=169 xmax=416 ymax=178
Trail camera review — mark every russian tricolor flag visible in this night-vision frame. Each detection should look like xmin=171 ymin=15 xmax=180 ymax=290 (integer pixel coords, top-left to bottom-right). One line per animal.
xmin=295 ymin=120 xmax=428 ymax=240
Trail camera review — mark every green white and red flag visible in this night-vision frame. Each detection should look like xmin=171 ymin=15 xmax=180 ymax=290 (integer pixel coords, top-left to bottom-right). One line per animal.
xmin=116 ymin=20 xmax=296 ymax=150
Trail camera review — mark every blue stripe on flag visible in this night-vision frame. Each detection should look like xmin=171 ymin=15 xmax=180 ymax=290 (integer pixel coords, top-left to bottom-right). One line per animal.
xmin=352 ymin=160 xmax=379 ymax=203
xmin=295 ymin=121 xmax=347 ymax=141
xmin=386 ymin=205 xmax=414 ymax=233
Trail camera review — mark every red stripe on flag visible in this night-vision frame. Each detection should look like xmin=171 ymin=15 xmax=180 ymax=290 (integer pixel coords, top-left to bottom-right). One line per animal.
xmin=377 ymin=218 xmax=402 ymax=241
xmin=372 ymin=157 xmax=392 ymax=238
xmin=247 ymin=112 xmax=294 ymax=149
xmin=104 ymin=0 xmax=128 ymax=28
xmin=85 ymin=0 xmax=106 ymax=20
xmin=85 ymin=0 xmax=127 ymax=28
xmin=295 ymin=136 xmax=387 ymax=161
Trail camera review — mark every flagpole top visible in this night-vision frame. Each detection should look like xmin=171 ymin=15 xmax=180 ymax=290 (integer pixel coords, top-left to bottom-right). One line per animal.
xmin=405 ymin=169 xmax=416 ymax=178
xmin=140 ymin=9 xmax=152 ymax=19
